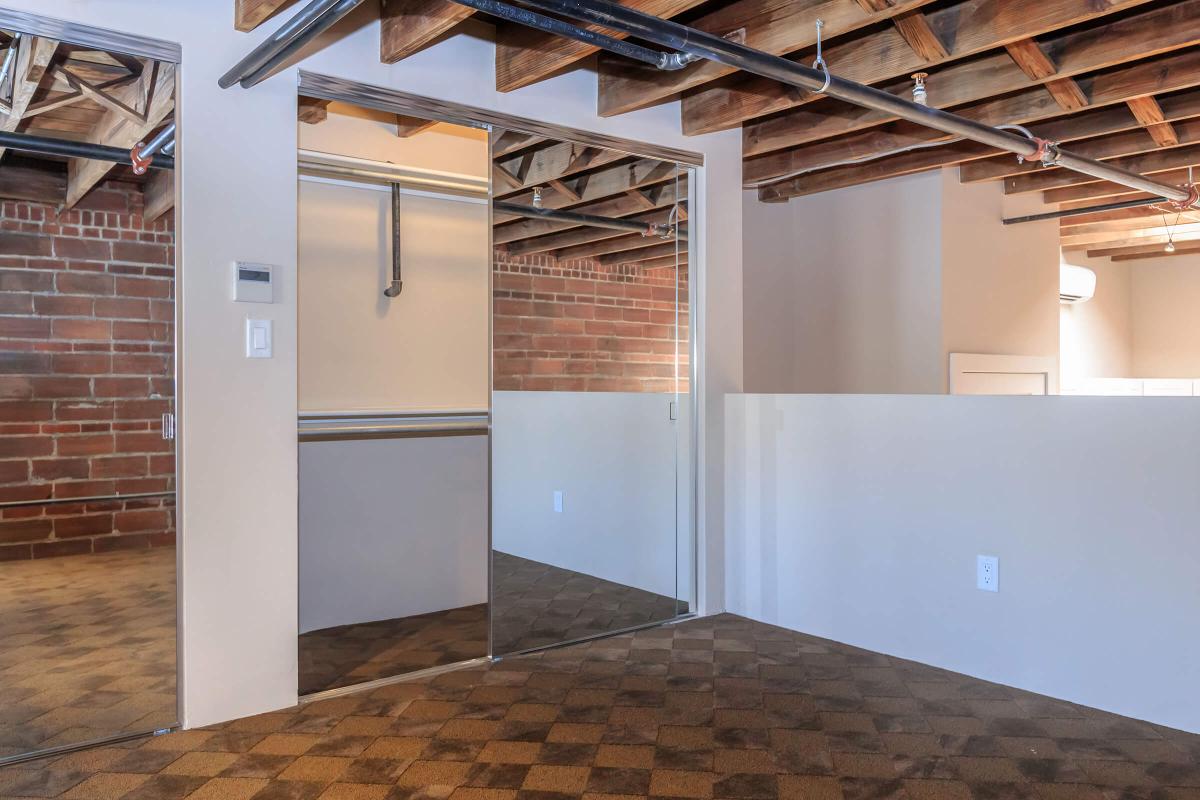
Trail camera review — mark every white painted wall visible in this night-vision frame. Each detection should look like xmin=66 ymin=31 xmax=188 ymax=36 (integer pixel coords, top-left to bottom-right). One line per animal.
xmin=17 ymin=1 xmax=742 ymax=727
xmin=1131 ymin=253 xmax=1200 ymax=377
xmin=298 ymin=435 xmax=487 ymax=633
xmin=742 ymin=172 xmax=944 ymax=395
xmin=940 ymin=174 xmax=1060 ymax=390
xmin=743 ymin=171 xmax=1061 ymax=394
xmin=726 ymin=393 xmax=1200 ymax=733
xmin=492 ymin=391 xmax=690 ymax=601
xmin=298 ymin=179 xmax=489 ymax=412
xmin=1060 ymin=253 xmax=1133 ymax=387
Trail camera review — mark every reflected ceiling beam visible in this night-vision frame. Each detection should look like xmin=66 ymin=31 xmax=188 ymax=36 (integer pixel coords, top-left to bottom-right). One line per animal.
xmin=506 ymin=206 xmax=678 ymax=256
xmin=0 ymin=37 xmax=59 ymax=161
xmin=491 ymin=129 xmax=546 ymax=158
xmin=494 ymin=179 xmax=683 ymax=244
xmin=381 ymin=0 xmax=475 ymax=63
xmin=143 ymin=169 xmax=175 ymax=223
xmin=493 ymin=141 xmax=626 ymax=197
xmin=598 ymin=240 xmax=684 ymax=265
xmin=235 ymin=0 xmax=301 ymax=31
xmin=501 ymin=159 xmax=678 ymax=214
xmin=0 ymin=163 xmax=65 ymax=204
xmin=66 ymin=62 xmax=176 ymax=208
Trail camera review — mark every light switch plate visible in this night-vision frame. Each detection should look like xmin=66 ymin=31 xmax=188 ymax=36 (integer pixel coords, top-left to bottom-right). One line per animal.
xmin=553 ymin=490 xmax=563 ymax=513
xmin=246 ymin=318 xmax=272 ymax=358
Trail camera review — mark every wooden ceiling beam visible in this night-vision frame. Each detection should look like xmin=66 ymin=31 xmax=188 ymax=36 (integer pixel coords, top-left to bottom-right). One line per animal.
xmin=381 ymin=0 xmax=475 ymax=64
xmin=298 ymin=96 xmax=331 ymax=124
xmin=597 ymin=0 xmax=937 ymax=118
xmin=66 ymin=62 xmax=176 ymax=209
xmin=1004 ymin=37 xmax=1087 ymax=112
xmin=1044 ymin=167 xmax=1197 ymax=204
xmin=1090 ymin=239 xmax=1200 ymax=258
xmin=495 ymin=0 xmax=706 ymax=93
xmin=0 ymin=37 xmax=59 ymax=160
xmin=1126 ymin=95 xmax=1180 ymax=148
xmin=1004 ymin=142 xmax=1200 ymax=194
xmin=1112 ymin=248 xmax=1200 ymax=261
xmin=962 ymin=90 xmax=1200 ymax=183
xmin=508 ymin=207 xmax=678 ymax=256
xmin=494 ymin=179 xmax=684 ymax=245
xmin=1058 ymin=203 xmax=1176 ymax=231
xmin=396 ymin=114 xmax=437 ymax=137
xmin=739 ymin=0 xmax=1200 ymax=155
xmin=892 ymin=11 xmax=949 ymax=63
xmin=556 ymin=228 xmax=678 ymax=261
xmin=491 ymin=130 xmax=546 ymax=159
xmin=754 ymin=49 xmax=1200 ymax=200
xmin=1063 ymin=222 xmax=1200 ymax=250
xmin=235 ymin=0 xmax=300 ymax=32
xmin=633 ymin=253 xmax=687 ymax=270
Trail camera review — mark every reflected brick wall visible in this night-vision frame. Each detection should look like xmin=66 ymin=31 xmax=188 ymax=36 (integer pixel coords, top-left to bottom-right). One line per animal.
xmin=0 ymin=181 xmax=175 ymax=561
xmin=493 ymin=251 xmax=689 ymax=392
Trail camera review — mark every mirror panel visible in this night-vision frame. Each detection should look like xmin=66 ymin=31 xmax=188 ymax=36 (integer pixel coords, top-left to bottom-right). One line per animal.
xmin=489 ymin=129 xmax=693 ymax=655
xmin=0 ymin=27 xmax=178 ymax=762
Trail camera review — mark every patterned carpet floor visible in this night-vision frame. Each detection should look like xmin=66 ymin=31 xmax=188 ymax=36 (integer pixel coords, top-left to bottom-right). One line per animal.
xmin=3 ymin=613 xmax=1199 ymax=799
xmin=0 ymin=548 xmax=177 ymax=760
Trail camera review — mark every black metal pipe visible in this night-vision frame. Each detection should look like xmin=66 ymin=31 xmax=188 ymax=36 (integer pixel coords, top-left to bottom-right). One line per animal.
xmin=219 ymin=0 xmax=365 ymax=89
xmin=495 ymin=201 xmax=667 ymax=234
xmin=0 ymin=130 xmax=175 ymax=169
xmin=384 ymin=184 xmax=404 ymax=297
xmin=450 ymin=0 xmax=671 ymax=69
xmin=493 ymin=0 xmax=1197 ymax=207
xmin=1003 ymin=196 xmax=1168 ymax=225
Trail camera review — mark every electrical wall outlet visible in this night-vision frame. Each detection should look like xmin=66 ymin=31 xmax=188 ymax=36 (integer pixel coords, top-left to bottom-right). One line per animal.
xmin=553 ymin=490 xmax=563 ymax=513
xmin=977 ymin=555 xmax=999 ymax=592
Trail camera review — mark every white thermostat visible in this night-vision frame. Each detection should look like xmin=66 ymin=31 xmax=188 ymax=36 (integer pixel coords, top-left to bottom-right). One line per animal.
xmin=233 ymin=262 xmax=275 ymax=303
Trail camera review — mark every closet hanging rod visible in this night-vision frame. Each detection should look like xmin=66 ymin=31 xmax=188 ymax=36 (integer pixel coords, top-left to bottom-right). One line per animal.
xmin=298 ymin=150 xmax=489 ymax=197
xmin=298 ymin=411 xmax=490 ymax=442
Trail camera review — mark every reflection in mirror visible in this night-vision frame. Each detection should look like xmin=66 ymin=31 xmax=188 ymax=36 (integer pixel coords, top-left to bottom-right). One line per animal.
xmin=0 ymin=28 xmax=178 ymax=762
xmin=489 ymin=128 xmax=694 ymax=655
xmin=295 ymin=98 xmax=491 ymax=695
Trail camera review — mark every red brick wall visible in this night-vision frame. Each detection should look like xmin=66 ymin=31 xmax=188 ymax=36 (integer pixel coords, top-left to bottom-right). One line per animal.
xmin=494 ymin=250 xmax=688 ymax=392
xmin=0 ymin=180 xmax=176 ymax=561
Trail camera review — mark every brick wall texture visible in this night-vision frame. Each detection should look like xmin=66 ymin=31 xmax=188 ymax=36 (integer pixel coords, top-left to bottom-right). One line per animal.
xmin=0 ymin=180 xmax=176 ymax=561
xmin=493 ymin=250 xmax=689 ymax=393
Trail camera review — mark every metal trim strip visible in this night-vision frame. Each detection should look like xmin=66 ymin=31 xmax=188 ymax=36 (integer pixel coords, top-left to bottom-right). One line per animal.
xmin=0 ymin=10 xmax=181 ymax=62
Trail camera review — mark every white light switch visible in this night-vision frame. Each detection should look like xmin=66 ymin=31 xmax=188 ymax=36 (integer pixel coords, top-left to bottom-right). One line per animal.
xmin=246 ymin=318 xmax=272 ymax=358
xmin=553 ymin=490 xmax=563 ymax=513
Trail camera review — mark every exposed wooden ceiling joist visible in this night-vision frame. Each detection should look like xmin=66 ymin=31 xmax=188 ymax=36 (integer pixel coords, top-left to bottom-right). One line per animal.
xmin=741 ymin=1 xmax=1200 ymax=158
xmin=596 ymin=0 xmax=937 ymax=118
xmin=396 ymin=114 xmax=438 ymax=137
xmin=1005 ymin=142 xmax=1200 ymax=194
xmin=1125 ymin=95 xmax=1181 ymax=148
xmin=598 ymin=239 xmax=684 ymax=265
xmin=755 ymin=48 xmax=1200 ymax=201
xmin=235 ymin=0 xmax=300 ymax=32
xmin=689 ymin=0 xmax=1167 ymax=138
xmin=298 ymin=96 xmax=331 ymax=124
xmin=381 ymin=0 xmax=475 ymax=63
xmin=143 ymin=168 xmax=175 ymax=223
xmin=495 ymin=0 xmax=707 ymax=93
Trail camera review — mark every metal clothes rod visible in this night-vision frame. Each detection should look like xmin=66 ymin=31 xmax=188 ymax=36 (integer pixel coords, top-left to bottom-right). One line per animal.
xmin=478 ymin=0 xmax=1199 ymax=210
xmin=494 ymin=200 xmax=672 ymax=235
xmin=298 ymin=411 xmax=489 ymax=442
xmin=1003 ymin=196 xmax=1168 ymax=225
xmin=0 ymin=130 xmax=175 ymax=169
xmin=298 ymin=149 xmax=490 ymax=196
xmin=0 ymin=491 xmax=174 ymax=510
xmin=219 ymin=0 xmax=365 ymax=89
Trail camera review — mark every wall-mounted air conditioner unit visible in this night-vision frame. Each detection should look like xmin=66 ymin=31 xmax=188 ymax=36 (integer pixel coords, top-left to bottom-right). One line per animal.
xmin=1060 ymin=262 xmax=1096 ymax=304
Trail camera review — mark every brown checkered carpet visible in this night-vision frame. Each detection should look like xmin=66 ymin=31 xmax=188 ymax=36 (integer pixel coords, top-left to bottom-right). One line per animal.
xmin=0 ymin=548 xmax=177 ymax=760
xmin=299 ymin=553 xmax=685 ymax=695
xmin=4 ymin=613 xmax=1199 ymax=799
